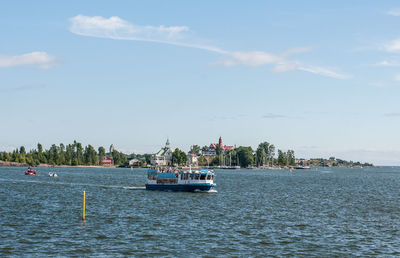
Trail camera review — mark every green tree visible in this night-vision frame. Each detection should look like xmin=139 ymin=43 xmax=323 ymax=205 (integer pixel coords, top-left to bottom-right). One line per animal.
xmin=11 ymin=149 xmax=20 ymax=162
xmin=189 ymin=145 xmax=201 ymax=156
xmin=4 ymin=152 xmax=11 ymax=161
xmin=36 ymin=143 xmax=47 ymax=164
xmin=197 ymin=156 xmax=209 ymax=166
xmin=210 ymin=155 xmax=221 ymax=166
xmin=144 ymin=154 xmax=152 ymax=165
xmin=256 ymin=142 xmax=269 ymax=167
xmin=112 ymin=150 xmax=127 ymax=166
xmin=287 ymin=150 xmax=295 ymax=166
xmin=48 ymin=144 xmax=58 ymax=165
xmin=65 ymin=144 xmax=74 ymax=165
xmin=84 ymin=145 xmax=90 ymax=165
xmin=26 ymin=153 xmax=34 ymax=165
xmin=98 ymin=146 xmax=105 ymax=164
xmin=277 ymin=150 xmax=288 ymax=166
xmin=76 ymin=142 xmax=83 ymax=165
xmin=255 ymin=142 xmax=276 ymax=167
xmin=172 ymin=148 xmax=187 ymax=166
xmin=19 ymin=146 xmax=26 ymax=154
xmin=57 ymin=143 xmax=66 ymax=165
xmin=83 ymin=145 xmax=97 ymax=165
xmin=236 ymin=146 xmax=254 ymax=167
xmin=268 ymin=144 xmax=275 ymax=166
xmin=37 ymin=143 xmax=43 ymax=153
xmin=228 ymin=149 xmax=238 ymax=166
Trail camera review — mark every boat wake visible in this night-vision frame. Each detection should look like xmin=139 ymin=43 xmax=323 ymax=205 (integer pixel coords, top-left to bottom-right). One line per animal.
xmin=206 ymin=189 xmax=218 ymax=193
xmin=194 ymin=189 xmax=218 ymax=193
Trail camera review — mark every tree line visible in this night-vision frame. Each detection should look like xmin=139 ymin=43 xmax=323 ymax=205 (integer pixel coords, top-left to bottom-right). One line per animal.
xmin=191 ymin=141 xmax=296 ymax=168
xmin=0 ymin=140 xmax=296 ymax=168
xmin=0 ymin=141 xmax=127 ymax=166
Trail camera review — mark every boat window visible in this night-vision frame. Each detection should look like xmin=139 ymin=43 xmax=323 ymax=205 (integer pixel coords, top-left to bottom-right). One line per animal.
xmin=148 ymin=174 xmax=157 ymax=180
xmin=190 ymin=174 xmax=194 ymax=180
xmin=200 ymin=174 xmax=206 ymax=180
xmin=206 ymin=174 xmax=211 ymax=180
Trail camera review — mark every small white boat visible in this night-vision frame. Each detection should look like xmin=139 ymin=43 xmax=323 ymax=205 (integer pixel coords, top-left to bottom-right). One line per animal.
xmin=49 ymin=172 xmax=58 ymax=177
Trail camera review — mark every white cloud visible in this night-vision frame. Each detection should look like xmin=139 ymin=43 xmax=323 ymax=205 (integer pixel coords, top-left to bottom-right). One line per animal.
xmin=218 ymin=50 xmax=349 ymax=79
xmin=220 ymin=51 xmax=283 ymax=67
xmin=70 ymin=15 xmax=189 ymax=39
xmin=387 ymin=8 xmax=400 ymax=16
xmin=375 ymin=60 xmax=400 ymax=67
xmin=384 ymin=38 xmax=400 ymax=52
xmin=69 ymin=15 xmax=226 ymax=54
xmin=272 ymin=62 xmax=298 ymax=72
xmin=69 ymin=15 xmax=349 ymax=79
xmin=297 ymin=65 xmax=351 ymax=79
xmin=0 ymin=52 xmax=58 ymax=69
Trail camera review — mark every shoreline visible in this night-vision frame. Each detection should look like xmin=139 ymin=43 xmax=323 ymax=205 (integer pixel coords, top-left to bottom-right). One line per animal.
xmin=0 ymin=160 xmax=375 ymax=169
xmin=0 ymin=161 xmax=117 ymax=168
xmin=37 ymin=164 xmax=117 ymax=168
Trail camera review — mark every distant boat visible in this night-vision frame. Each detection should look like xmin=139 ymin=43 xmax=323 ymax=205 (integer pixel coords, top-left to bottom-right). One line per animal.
xmin=48 ymin=172 xmax=58 ymax=177
xmin=145 ymin=167 xmax=216 ymax=192
xmin=25 ymin=168 xmax=37 ymax=175
xmin=219 ymin=165 xmax=241 ymax=169
xmin=294 ymin=166 xmax=311 ymax=169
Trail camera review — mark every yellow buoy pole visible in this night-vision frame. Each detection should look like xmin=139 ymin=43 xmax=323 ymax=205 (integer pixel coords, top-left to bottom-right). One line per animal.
xmin=82 ymin=190 xmax=85 ymax=220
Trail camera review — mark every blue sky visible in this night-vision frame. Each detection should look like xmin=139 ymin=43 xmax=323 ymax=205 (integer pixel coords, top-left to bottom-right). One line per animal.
xmin=1 ymin=1 xmax=400 ymax=165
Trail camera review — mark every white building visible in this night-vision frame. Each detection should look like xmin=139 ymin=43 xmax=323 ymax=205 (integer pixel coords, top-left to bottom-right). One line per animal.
xmin=151 ymin=139 xmax=173 ymax=166
xmin=128 ymin=158 xmax=140 ymax=166
xmin=188 ymin=153 xmax=198 ymax=166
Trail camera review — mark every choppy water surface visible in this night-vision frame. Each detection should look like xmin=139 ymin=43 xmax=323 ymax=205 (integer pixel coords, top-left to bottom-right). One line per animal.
xmin=1 ymin=166 xmax=400 ymax=256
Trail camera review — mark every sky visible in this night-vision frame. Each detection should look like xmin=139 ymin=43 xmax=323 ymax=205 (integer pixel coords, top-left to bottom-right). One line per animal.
xmin=1 ymin=1 xmax=400 ymax=165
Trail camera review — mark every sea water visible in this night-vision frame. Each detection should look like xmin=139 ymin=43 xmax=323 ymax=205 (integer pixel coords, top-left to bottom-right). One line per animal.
xmin=0 ymin=166 xmax=399 ymax=256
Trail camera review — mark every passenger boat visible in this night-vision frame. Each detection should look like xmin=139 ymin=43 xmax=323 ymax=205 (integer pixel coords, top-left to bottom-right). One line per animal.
xmin=145 ymin=167 xmax=216 ymax=191
xmin=25 ymin=168 xmax=37 ymax=175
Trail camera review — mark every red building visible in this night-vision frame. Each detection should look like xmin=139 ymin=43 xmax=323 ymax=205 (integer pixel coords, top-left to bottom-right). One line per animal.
xmin=202 ymin=137 xmax=234 ymax=156
xmin=99 ymin=156 xmax=114 ymax=165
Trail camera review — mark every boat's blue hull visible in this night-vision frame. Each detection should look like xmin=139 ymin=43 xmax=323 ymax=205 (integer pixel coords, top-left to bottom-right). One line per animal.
xmin=145 ymin=183 xmax=213 ymax=192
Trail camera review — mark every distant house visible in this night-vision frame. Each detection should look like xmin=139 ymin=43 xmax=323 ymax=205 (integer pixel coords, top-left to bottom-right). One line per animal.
xmin=151 ymin=139 xmax=173 ymax=166
xmin=128 ymin=158 xmax=140 ymax=166
xmin=202 ymin=137 xmax=233 ymax=156
xmin=99 ymin=156 xmax=114 ymax=165
xmin=188 ymin=153 xmax=198 ymax=166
